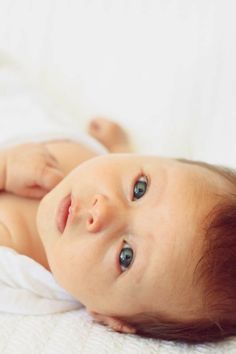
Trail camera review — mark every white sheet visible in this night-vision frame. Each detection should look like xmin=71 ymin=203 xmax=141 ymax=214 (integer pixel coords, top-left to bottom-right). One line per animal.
xmin=0 ymin=247 xmax=81 ymax=315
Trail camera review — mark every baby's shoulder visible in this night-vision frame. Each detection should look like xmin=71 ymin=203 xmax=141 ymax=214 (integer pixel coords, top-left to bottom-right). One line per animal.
xmin=0 ymin=192 xmax=38 ymax=254
xmin=0 ymin=192 xmax=46 ymax=265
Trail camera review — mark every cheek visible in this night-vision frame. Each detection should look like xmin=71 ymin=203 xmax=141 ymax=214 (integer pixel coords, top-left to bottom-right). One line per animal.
xmin=50 ymin=240 xmax=85 ymax=278
xmin=48 ymin=239 xmax=102 ymax=299
xmin=37 ymin=194 xmax=55 ymax=249
xmin=37 ymin=185 xmax=67 ymax=238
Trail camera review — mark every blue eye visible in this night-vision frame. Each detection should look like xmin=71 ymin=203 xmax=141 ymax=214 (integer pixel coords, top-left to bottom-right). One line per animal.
xmin=119 ymin=242 xmax=134 ymax=272
xmin=133 ymin=176 xmax=148 ymax=200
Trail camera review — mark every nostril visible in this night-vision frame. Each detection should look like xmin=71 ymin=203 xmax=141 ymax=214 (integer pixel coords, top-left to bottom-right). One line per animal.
xmin=88 ymin=216 xmax=94 ymax=225
xmin=87 ymin=194 xmax=106 ymax=232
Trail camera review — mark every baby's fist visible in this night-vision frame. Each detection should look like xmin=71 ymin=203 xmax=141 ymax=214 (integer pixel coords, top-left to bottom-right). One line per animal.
xmin=4 ymin=143 xmax=64 ymax=198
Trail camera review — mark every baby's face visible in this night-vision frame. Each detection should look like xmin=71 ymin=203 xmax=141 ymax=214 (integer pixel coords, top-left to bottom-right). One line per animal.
xmin=37 ymin=154 xmax=226 ymax=320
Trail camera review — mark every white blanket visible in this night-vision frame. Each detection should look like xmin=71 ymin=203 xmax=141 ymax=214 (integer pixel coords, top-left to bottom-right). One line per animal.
xmin=0 ymin=247 xmax=81 ymax=315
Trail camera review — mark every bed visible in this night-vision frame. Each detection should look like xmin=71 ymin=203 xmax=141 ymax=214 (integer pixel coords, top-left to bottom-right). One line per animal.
xmin=0 ymin=1 xmax=236 ymax=353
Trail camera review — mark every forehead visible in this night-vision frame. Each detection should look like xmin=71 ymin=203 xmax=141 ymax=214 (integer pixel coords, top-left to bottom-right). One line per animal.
xmin=137 ymin=158 xmax=220 ymax=314
xmin=92 ymin=153 xmax=219 ymax=184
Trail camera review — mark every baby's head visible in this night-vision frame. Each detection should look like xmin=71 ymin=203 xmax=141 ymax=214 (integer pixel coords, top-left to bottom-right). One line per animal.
xmin=37 ymin=154 xmax=236 ymax=344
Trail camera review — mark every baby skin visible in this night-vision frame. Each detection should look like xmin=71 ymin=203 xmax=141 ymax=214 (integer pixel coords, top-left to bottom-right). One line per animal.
xmin=0 ymin=118 xmax=233 ymax=335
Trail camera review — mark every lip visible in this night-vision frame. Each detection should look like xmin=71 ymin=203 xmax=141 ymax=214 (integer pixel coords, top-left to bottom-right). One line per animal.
xmin=56 ymin=194 xmax=71 ymax=234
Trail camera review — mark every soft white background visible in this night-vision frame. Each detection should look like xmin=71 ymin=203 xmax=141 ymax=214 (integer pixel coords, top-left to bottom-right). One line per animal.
xmin=0 ymin=0 xmax=236 ymax=166
xmin=0 ymin=1 xmax=236 ymax=353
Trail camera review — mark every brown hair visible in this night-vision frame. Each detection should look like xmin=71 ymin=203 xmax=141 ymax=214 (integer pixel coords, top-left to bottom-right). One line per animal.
xmin=118 ymin=159 xmax=236 ymax=344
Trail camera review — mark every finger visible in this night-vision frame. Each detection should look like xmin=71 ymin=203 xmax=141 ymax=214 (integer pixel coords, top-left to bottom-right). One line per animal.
xmin=88 ymin=117 xmax=108 ymax=133
xmin=39 ymin=144 xmax=61 ymax=165
xmin=40 ymin=148 xmax=60 ymax=167
xmin=45 ymin=154 xmax=61 ymax=168
xmin=90 ymin=119 xmax=101 ymax=131
xmin=20 ymin=186 xmax=48 ymax=199
xmin=37 ymin=167 xmax=65 ymax=190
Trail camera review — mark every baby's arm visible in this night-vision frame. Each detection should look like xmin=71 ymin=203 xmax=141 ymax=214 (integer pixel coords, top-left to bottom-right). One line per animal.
xmin=0 ymin=143 xmax=64 ymax=198
xmin=0 ymin=118 xmax=132 ymax=198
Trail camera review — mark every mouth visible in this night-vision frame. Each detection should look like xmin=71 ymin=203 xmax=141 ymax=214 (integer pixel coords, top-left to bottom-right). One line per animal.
xmin=56 ymin=194 xmax=71 ymax=234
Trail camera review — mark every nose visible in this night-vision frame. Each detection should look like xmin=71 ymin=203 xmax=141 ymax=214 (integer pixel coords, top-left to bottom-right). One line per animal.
xmin=86 ymin=194 xmax=114 ymax=233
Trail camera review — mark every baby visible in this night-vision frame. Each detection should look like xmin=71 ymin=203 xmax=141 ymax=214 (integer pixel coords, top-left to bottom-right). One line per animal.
xmin=0 ymin=117 xmax=236 ymax=344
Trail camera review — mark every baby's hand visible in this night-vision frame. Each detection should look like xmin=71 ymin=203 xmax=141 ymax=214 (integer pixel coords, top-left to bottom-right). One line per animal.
xmin=3 ymin=143 xmax=64 ymax=198
xmin=88 ymin=117 xmax=133 ymax=153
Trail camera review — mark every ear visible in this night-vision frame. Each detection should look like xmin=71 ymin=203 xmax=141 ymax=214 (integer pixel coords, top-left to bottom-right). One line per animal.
xmin=88 ymin=310 xmax=136 ymax=334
